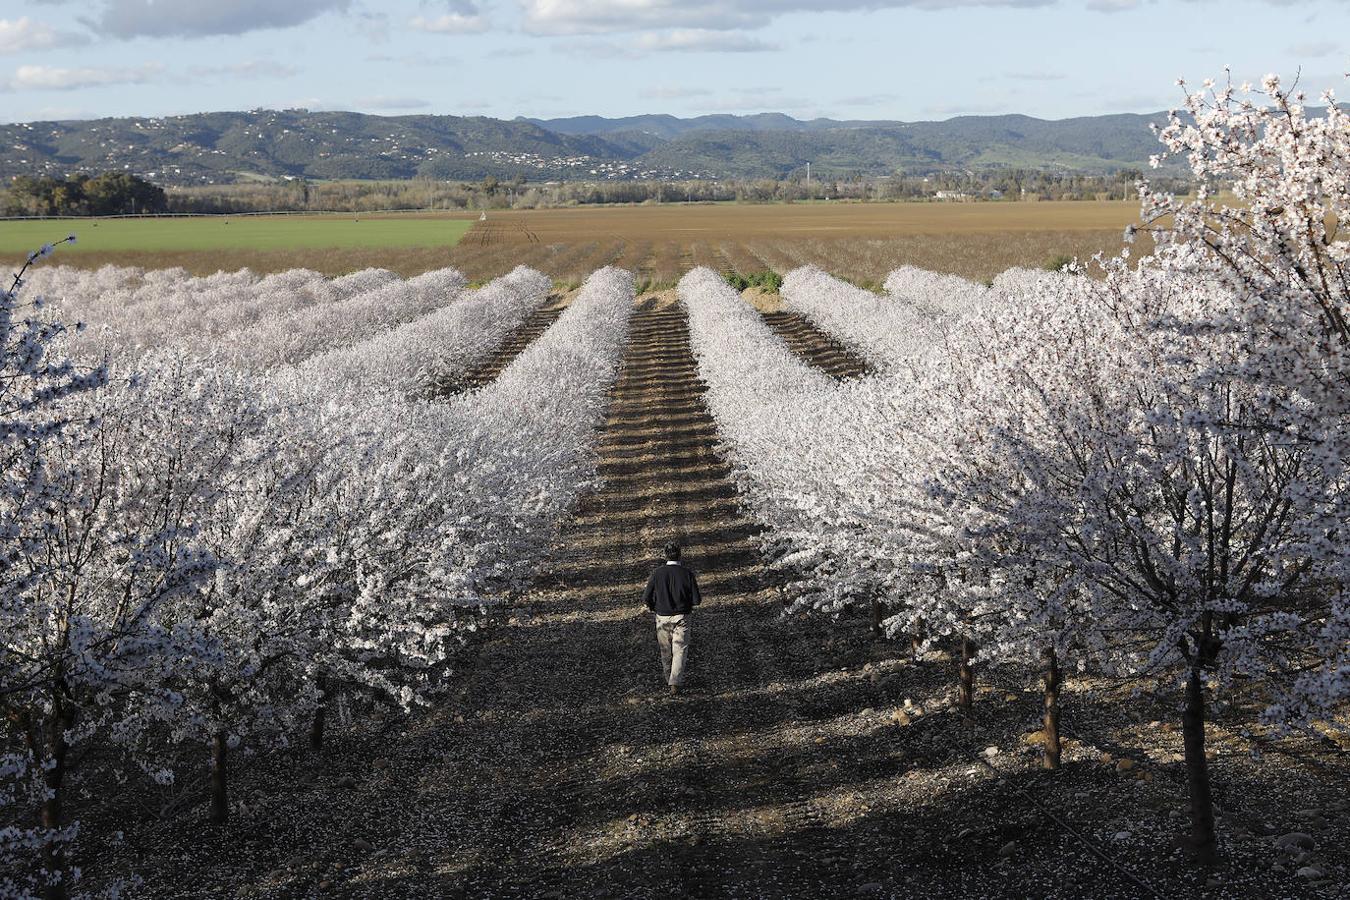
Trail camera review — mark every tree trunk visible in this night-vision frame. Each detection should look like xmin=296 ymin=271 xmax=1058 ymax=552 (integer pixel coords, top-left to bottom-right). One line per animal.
xmin=1041 ymin=646 xmax=1062 ymax=771
xmin=210 ymin=731 xmax=229 ymax=825
xmin=1182 ymin=662 xmax=1217 ymax=864
xmin=958 ymin=635 xmax=975 ymax=711
xmin=310 ymin=679 xmax=328 ymax=753
xmin=910 ymin=618 xmax=925 ymax=658
xmin=870 ymin=595 xmax=883 ymax=637
xmin=40 ymin=707 xmax=70 ymax=900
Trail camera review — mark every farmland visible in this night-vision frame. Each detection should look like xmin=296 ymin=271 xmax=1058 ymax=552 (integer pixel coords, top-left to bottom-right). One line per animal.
xmin=0 ymin=212 xmax=475 ymax=274
xmin=3 ymin=200 xmax=1142 ymax=286
xmin=449 ymin=200 xmax=1145 ymax=288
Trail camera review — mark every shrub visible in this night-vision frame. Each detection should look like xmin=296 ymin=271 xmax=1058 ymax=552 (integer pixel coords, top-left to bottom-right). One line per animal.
xmin=723 ymin=270 xmax=783 ymax=293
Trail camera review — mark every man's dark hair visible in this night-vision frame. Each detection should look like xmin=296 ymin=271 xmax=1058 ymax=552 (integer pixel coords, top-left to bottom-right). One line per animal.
xmin=663 ymin=542 xmax=682 ymax=561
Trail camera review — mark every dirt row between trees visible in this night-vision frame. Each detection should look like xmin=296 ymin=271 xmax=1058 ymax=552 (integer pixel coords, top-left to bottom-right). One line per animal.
xmin=453 ymin=293 xmax=568 ymax=391
xmin=99 ymin=292 xmax=1347 ymax=899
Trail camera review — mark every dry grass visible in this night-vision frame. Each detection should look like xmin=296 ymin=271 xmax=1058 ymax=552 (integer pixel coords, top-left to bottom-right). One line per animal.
xmin=19 ymin=201 xmax=1148 ymax=285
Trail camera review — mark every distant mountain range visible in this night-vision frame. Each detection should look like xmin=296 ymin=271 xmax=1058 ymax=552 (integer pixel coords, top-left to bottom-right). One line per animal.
xmin=0 ymin=108 xmax=1182 ymax=188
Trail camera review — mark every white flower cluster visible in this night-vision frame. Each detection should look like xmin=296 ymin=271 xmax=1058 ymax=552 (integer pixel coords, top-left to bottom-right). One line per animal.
xmin=42 ymin=266 xmax=341 ymax=360
xmin=779 ymin=264 xmax=939 ymax=372
xmin=882 ymin=264 xmax=992 ymax=319
xmin=302 ymin=265 xmax=549 ymax=397
xmin=31 ymin=265 xmax=480 ymax=373
xmin=1142 ymin=69 xmax=1350 ymax=728
xmin=1 ymin=256 xmax=633 ymax=894
xmin=2 ymin=237 xmax=108 ymax=900
xmin=218 ymin=267 xmax=464 ymax=371
xmin=680 ymin=267 xmax=911 ymax=617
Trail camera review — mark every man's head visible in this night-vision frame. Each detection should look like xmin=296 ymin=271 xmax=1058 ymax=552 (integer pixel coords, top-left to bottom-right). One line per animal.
xmin=663 ymin=542 xmax=682 ymax=562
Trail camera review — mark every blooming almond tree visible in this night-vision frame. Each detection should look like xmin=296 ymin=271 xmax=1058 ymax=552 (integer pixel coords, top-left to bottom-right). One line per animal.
xmin=2 ymin=238 xmax=203 ymax=900
xmin=1141 ymin=72 xmax=1349 ymax=728
xmin=924 ymin=227 xmax=1344 ymax=864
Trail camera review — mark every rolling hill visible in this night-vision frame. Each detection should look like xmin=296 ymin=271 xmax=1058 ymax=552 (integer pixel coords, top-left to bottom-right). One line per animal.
xmin=0 ymin=108 xmax=1181 ymax=187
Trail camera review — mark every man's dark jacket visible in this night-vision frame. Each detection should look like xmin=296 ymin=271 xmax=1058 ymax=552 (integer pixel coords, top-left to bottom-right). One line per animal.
xmin=643 ymin=563 xmax=702 ymax=616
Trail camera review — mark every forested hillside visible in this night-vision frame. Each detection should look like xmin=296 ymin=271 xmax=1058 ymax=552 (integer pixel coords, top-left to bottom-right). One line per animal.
xmin=1 ymin=108 xmax=1181 ymax=187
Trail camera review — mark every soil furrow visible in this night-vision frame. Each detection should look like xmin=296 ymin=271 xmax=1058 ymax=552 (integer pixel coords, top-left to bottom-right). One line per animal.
xmin=364 ymin=294 xmax=841 ymax=897
xmin=456 ymin=298 xmax=567 ymax=390
xmin=758 ymin=310 xmax=872 ymax=379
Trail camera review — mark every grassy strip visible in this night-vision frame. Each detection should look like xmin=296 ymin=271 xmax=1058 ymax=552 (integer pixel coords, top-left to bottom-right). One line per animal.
xmin=0 ymin=213 xmax=474 ymax=254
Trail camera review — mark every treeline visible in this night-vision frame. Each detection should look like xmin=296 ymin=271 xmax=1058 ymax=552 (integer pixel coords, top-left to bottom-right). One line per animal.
xmin=162 ymin=169 xmax=1190 ymax=214
xmin=3 ymin=172 xmax=168 ymax=216
xmin=884 ymin=168 xmax=1193 ymax=202
xmin=5 ymin=169 xmax=1193 ymax=218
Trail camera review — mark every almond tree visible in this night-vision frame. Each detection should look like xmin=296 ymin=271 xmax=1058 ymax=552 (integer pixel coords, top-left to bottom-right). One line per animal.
xmin=2 ymin=238 xmax=203 ymax=900
xmin=926 ymin=232 xmax=1343 ymax=864
xmin=1141 ymin=71 xmax=1349 ymax=727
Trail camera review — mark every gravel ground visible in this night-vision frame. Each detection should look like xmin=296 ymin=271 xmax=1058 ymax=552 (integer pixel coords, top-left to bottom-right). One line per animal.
xmin=80 ymin=295 xmax=1347 ymax=899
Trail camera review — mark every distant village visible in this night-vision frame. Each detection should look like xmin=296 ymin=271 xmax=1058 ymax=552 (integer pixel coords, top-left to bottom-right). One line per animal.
xmin=462 ymin=150 xmax=716 ymax=181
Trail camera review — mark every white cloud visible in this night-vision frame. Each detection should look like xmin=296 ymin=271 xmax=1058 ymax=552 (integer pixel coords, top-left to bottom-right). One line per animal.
xmin=836 ymin=92 xmax=901 ymax=107
xmin=636 ymin=29 xmax=777 ymax=52
xmin=702 ymin=97 xmax=815 ymax=112
xmin=5 ymin=62 xmax=164 ymax=91
xmin=367 ymin=51 xmax=460 ymax=65
xmin=522 ymin=0 xmax=1057 ymax=35
xmin=0 ymin=17 xmax=91 ymax=53
xmin=1094 ymin=92 xmax=1171 ymax=112
xmin=411 ymin=1 xmax=488 ymax=34
xmin=354 ymin=9 xmax=390 ymax=43
xmin=553 ymin=40 xmax=637 ymax=60
xmin=558 ymin=28 xmax=777 ymax=58
xmin=411 ymin=13 xmax=489 ymax=33
xmin=697 ymin=86 xmax=815 ymax=111
xmin=922 ymin=100 xmax=1010 ymax=116
xmin=85 ymin=0 xmax=351 ymax=38
xmin=523 ymin=0 xmax=1315 ymax=34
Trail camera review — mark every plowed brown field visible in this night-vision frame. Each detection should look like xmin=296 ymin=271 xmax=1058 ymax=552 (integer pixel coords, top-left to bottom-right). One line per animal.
xmin=448 ymin=201 xmax=1145 ymax=288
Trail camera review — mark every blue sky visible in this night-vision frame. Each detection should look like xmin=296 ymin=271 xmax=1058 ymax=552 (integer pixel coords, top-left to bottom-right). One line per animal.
xmin=0 ymin=1 xmax=1346 ymax=124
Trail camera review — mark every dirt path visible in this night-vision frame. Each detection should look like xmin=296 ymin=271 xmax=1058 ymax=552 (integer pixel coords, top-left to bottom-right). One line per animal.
xmin=759 ymin=311 xmax=871 ymax=380
xmin=741 ymin=287 xmax=872 ymax=380
xmin=418 ymin=294 xmax=821 ymax=895
xmin=300 ymin=295 xmax=1110 ymax=899
xmin=311 ymin=294 xmax=926 ymax=898
xmin=453 ymin=293 xmax=568 ymax=391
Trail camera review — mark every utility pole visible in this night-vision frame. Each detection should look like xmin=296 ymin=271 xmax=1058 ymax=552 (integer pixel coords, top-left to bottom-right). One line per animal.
xmin=806 ymin=162 xmax=810 ymax=197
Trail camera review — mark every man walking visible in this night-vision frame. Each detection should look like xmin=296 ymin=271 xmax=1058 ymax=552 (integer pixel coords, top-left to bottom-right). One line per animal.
xmin=642 ymin=543 xmax=702 ymax=696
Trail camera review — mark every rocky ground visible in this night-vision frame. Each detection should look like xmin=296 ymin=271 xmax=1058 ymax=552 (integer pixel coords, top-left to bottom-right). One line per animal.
xmin=84 ymin=293 xmax=1348 ymax=899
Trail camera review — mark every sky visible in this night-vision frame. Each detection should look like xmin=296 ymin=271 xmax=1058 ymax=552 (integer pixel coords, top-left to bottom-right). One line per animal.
xmin=0 ymin=1 xmax=1347 ymax=124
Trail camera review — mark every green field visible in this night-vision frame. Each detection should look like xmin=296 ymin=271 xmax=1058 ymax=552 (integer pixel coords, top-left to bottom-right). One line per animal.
xmin=0 ymin=214 xmax=474 ymax=256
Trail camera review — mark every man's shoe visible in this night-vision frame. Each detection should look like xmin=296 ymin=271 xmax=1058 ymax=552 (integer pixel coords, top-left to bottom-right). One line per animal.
xmin=669 ymin=684 xmax=679 ymax=697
